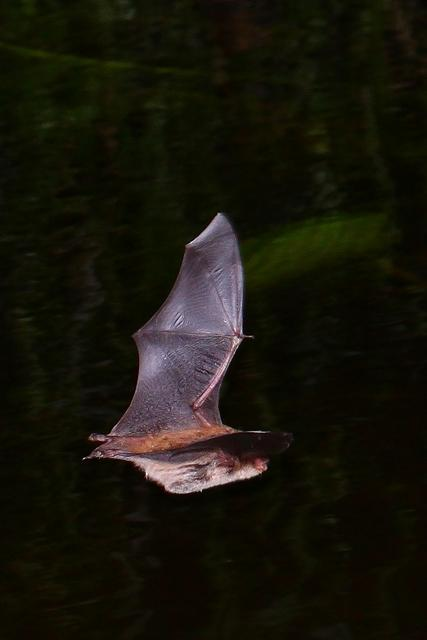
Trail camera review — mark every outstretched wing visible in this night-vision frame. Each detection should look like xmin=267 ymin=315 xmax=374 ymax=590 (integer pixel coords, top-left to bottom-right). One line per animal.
xmin=110 ymin=213 xmax=244 ymax=436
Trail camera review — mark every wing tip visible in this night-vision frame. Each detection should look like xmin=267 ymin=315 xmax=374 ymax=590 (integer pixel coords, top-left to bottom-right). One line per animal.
xmin=186 ymin=212 xmax=235 ymax=249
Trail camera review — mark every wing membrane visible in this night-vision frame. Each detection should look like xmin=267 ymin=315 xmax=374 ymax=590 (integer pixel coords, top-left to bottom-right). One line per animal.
xmin=111 ymin=214 xmax=244 ymax=435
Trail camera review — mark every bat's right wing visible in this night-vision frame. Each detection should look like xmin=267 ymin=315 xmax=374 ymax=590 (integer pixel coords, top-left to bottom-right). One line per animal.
xmin=110 ymin=213 xmax=244 ymax=437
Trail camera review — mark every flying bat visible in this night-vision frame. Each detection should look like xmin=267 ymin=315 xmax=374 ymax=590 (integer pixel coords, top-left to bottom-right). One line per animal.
xmin=85 ymin=214 xmax=293 ymax=493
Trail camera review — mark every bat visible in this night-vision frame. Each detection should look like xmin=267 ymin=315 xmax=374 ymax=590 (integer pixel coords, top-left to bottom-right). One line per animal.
xmin=85 ymin=214 xmax=293 ymax=493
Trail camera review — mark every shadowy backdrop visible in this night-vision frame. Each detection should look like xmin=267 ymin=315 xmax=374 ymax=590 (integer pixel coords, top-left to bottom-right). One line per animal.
xmin=1 ymin=2 xmax=426 ymax=639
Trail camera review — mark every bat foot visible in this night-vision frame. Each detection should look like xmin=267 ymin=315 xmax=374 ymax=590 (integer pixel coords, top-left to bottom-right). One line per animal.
xmin=83 ymin=450 xmax=106 ymax=460
xmin=88 ymin=433 xmax=109 ymax=443
xmin=82 ymin=453 xmax=98 ymax=461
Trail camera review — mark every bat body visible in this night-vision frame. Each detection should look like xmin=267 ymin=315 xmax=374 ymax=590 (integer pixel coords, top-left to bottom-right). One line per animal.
xmin=86 ymin=214 xmax=293 ymax=493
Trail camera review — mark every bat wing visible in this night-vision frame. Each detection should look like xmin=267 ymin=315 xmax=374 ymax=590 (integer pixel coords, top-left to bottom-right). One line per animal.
xmin=110 ymin=213 xmax=244 ymax=436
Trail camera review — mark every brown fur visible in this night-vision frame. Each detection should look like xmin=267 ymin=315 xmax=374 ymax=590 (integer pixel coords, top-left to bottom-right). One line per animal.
xmin=89 ymin=424 xmax=235 ymax=456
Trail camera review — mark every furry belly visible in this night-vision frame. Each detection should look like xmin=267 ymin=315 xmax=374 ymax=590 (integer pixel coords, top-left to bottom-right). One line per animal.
xmin=129 ymin=451 xmax=267 ymax=494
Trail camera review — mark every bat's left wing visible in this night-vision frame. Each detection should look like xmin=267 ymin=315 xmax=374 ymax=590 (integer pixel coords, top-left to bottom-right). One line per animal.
xmin=110 ymin=213 xmax=244 ymax=436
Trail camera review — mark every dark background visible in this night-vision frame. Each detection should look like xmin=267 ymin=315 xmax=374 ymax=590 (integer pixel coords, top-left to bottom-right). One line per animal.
xmin=1 ymin=2 xmax=426 ymax=639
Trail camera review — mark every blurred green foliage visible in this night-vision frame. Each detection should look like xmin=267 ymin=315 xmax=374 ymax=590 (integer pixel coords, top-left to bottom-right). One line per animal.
xmin=245 ymin=213 xmax=390 ymax=288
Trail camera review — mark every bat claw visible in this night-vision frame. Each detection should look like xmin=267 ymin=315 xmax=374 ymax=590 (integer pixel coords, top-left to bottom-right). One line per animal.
xmin=83 ymin=450 xmax=104 ymax=460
